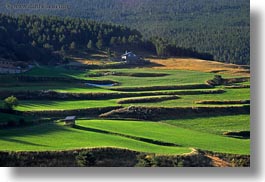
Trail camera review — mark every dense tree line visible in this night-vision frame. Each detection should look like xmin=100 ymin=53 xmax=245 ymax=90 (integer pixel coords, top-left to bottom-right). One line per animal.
xmin=0 ymin=14 xmax=145 ymax=64
xmin=0 ymin=14 xmax=142 ymax=53
xmin=0 ymin=14 xmax=214 ymax=64
xmin=0 ymin=0 xmax=249 ymax=65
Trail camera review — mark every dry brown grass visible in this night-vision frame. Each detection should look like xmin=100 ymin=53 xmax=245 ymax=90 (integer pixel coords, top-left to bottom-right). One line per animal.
xmin=149 ymin=58 xmax=250 ymax=77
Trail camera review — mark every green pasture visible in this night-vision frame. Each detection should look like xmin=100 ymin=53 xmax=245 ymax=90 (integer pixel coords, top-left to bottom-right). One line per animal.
xmin=22 ymin=67 xmax=217 ymax=86
xmin=77 ymin=119 xmax=250 ymax=155
xmin=0 ymin=123 xmax=190 ymax=154
xmin=13 ymin=100 xmax=118 ymax=111
xmin=89 ymin=69 xmax=216 ymax=87
xmin=22 ymin=66 xmax=85 ymax=79
xmin=0 ymin=63 xmax=250 ymax=155
xmin=0 ymin=83 xmax=115 ymax=93
xmin=0 ymin=82 xmax=116 ymax=93
xmin=122 ymin=88 xmax=250 ymax=107
xmin=164 ymin=115 xmax=250 ymax=135
xmin=0 ymin=87 xmax=249 ymax=111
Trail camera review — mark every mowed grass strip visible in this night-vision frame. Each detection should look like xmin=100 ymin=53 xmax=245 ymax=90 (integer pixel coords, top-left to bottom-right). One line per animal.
xmin=0 ymin=84 xmax=115 ymax=93
xmin=123 ymin=88 xmax=249 ymax=107
xmin=14 ymin=100 xmax=118 ymax=111
xmin=0 ymin=83 xmax=116 ymax=93
xmin=77 ymin=119 xmax=250 ymax=155
xmin=164 ymin=115 xmax=250 ymax=135
xmin=0 ymin=123 xmax=190 ymax=154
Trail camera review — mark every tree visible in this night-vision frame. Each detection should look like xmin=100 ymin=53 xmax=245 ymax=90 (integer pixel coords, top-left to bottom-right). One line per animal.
xmin=87 ymin=40 xmax=93 ymax=50
xmin=110 ymin=37 xmax=117 ymax=46
xmin=122 ymin=36 xmax=127 ymax=44
xmin=3 ymin=96 xmax=19 ymax=110
xmin=75 ymin=151 xmax=96 ymax=167
xmin=43 ymin=43 xmax=53 ymax=50
xmin=96 ymin=39 xmax=103 ymax=50
xmin=31 ymin=40 xmax=37 ymax=47
xmin=69 ymin=41 xmax=76 ymax=50
xmin=107 ymin=48 xmax=112 ymax=58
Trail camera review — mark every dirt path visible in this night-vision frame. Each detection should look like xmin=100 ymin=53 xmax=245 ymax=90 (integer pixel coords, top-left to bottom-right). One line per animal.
xmin=206 ymin=155 xmax=232 ymax=167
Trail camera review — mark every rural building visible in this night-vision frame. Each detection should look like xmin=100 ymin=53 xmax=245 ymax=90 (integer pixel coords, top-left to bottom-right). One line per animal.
xmin=63 ymin=116 xmax=76 ymax=126
xmin=121 ymin=51 xmax=139 ymax=63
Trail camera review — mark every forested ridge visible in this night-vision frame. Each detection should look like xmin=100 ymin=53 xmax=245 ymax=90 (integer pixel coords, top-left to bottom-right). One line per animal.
xmin=0 ymin=14 xmax=214 ymax=64
xmin=0 ymin=0 xmax=249 ymax=65
xmin=0 ymin=14 xmax=145 ymax=64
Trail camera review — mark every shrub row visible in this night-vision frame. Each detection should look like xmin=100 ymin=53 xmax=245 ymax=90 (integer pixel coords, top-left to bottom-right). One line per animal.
xmin=224 ymin=85 xmax=250 ymax=89
xmin=136 ymin=151 xmax=212 ymax=167
xmin=0 ymin=89 xmax=225 ymax=100
xmin=110 ymin=84 xmax=213 ymax=92
xmin=117 ymin=95 xmax=180 ymax=104
xmin=0 ymin=148 xmax=250 ymax=167
xmin=207 ymin=75 xmax=250 ymax=86
xmin=0 ymin=148 xmax=139 ymax=167
xmin=22 ymin=106 xmax=122 ymax=117
xmin=100 ymin=105 xmax=250 ymax=120
xmin=195 ymin=100 xmax=250 ymax=105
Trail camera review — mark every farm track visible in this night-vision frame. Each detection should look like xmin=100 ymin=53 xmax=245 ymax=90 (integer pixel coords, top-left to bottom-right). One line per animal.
xmin=206 ymin=155 xmax=232 ymax=167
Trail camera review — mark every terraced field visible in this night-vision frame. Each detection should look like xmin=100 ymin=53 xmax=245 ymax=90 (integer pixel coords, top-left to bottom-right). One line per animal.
xmin=0 ymin=122 xmax=189 ymax=154
xmin=76 ymin=119 xmax=249 ymax=154
xmin=0 ymin=58 xmax=250 ymax=166
xmin=14 ymin=100 xmax=118 ymax=111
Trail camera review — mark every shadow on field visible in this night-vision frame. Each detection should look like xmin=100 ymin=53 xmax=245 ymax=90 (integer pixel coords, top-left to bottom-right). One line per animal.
xmin=0 ymin=138 xmax=49 ymax=147
xmin=0 ymin=123 xmax=69 ymax=138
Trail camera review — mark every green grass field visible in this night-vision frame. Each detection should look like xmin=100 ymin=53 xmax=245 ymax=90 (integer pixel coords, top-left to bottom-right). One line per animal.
xmin=13 ymin=100 xmax=118 ymax=111
xmin=0 ymin=122 xmax=190 ymax=154
xmin=76 ymin=119 xmax=249 ymax=155
xmin=3 ymin=87 xmax=249 ymax=111
xmin=22 ymin=66 xmax=85 ymax=79
xmin=164 ymin=115 xmax=250 ymax=135
xmin=122 ymin=88 xmax=250 ymax=107
xmin=0 ymin=83 xmax=115 ymax=93
xmin=89 ymin=69 xmax=216 ymax=87
xmin=0 ymin=59 xmax=250 ymax=156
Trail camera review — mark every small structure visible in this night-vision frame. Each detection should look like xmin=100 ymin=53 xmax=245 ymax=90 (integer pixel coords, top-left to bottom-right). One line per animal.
xmin=121 ymin=51 xmax=139 ymax=63
xmin=63 ymin=116 xmax=76 ymax=126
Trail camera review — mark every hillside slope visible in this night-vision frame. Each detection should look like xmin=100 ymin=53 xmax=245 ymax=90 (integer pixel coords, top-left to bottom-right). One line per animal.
xmin=0 ymin=0 xmax=250 ymax=65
